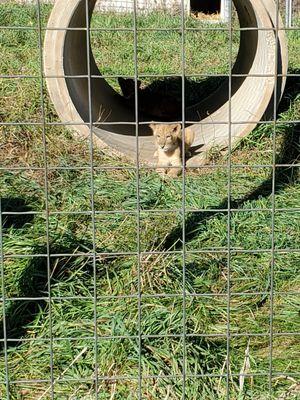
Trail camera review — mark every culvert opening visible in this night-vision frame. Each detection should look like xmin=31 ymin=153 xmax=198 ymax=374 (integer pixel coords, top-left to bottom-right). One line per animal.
xmin=44 ymin=0 xmax=287 ymax=165
xmin=89 ymin=7 xmax=240 ymax=122
xmin=190 ymin=0 xmax=221 ymax=15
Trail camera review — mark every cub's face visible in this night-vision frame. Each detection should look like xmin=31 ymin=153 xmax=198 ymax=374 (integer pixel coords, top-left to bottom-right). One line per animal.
xmin=150 ymin=124 xmax=181 ymax=153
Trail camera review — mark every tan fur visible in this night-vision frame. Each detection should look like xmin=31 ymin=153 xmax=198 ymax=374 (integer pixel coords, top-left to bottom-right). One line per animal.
xmin=150 ymin=124 xmax=195 ymax=177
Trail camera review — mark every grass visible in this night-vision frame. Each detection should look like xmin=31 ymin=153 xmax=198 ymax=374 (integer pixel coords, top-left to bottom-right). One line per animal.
xmin=0 ymin=2 xmax=300 ymax=399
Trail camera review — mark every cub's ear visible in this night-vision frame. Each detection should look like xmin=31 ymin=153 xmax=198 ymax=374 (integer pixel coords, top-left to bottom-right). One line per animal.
xmin=172 ymin=124 xmax=182 ymax=138
xmin=149 ymin=123 xmax=156 ymax=134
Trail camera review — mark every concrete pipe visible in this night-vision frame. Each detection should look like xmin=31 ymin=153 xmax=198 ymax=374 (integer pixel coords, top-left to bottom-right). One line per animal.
xmin=44 ymin=0 xmax=288 ymax=165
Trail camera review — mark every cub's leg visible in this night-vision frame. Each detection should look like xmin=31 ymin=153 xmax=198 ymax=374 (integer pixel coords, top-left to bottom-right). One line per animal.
xmin=156 ymin=150 xmax=170 ymax=177
xmin=167 ymin=153 xmax=182 ymax=177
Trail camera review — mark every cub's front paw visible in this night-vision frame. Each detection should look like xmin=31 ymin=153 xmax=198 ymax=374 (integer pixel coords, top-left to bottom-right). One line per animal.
xmin=156 ymin=167 xmax=168 ymax=177
xmin=167 ymin=167 xmax=182 ymax=177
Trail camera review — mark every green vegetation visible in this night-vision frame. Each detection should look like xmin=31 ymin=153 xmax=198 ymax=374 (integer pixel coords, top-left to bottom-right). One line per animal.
xmin=0 ymin=3 xmax=299 ymax=399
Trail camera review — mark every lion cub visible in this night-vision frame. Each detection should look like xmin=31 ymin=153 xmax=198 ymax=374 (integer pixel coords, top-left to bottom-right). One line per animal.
xmin=150 ymin=124 xmax=195 ymax=177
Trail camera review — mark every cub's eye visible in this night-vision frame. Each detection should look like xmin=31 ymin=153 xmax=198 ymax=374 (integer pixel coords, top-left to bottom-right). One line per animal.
xmin=166 ymin=135 xmax=171 ymax=138
xmin=157 ymin=135 xmax=160 ymax=138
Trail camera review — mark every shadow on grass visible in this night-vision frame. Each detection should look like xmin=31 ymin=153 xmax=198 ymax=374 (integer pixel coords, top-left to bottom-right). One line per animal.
xmin=163 ymin=126 xmax=299 ymax=251
xmin=0 ymin=71 xmax=299 ymax=352
xmin=163 ymin=70 xmax=300 ymax=250
xmin=0 ymin=227 xmax=123 ymax=349
xmin=0 ymin=242 xmax=93 ymax=349
xmin=0 ymin=249 xmax=48 ymax=348
xmin=1 ymin=198 xmax=34 ymax=229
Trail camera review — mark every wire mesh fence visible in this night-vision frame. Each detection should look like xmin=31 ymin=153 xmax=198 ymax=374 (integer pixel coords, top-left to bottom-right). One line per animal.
xmin=0 ymin=0 xmax=299 ymax=399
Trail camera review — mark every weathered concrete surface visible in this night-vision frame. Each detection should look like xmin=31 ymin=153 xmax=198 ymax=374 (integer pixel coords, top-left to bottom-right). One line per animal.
xmin=43 ymin=0 xmax=288 ymax=165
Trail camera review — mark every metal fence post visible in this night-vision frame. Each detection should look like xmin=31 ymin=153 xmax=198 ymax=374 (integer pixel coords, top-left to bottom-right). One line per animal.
xmin=221 ymin=0 xmax=230 ymax=22
xmin=286 ymin=0 xmax=293 ymax=27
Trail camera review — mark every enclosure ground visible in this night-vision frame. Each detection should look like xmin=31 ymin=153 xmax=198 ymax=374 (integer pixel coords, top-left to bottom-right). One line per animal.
xmin=0 ymin=3 xmax=300 ymax=400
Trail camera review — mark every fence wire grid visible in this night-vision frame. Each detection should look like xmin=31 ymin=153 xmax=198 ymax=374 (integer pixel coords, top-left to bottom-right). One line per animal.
xmin=0 ymin=0 xmax=299 ymax=399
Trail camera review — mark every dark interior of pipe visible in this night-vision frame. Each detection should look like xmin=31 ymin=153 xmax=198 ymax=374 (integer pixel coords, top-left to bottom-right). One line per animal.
xmin=190 ymin=0 xmax=221 ymax=14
